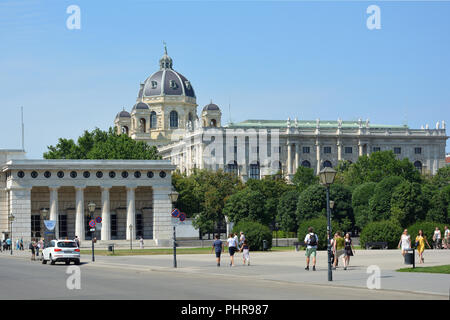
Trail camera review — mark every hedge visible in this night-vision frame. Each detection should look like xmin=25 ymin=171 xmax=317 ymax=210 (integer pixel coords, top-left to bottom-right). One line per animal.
xmin=232 ymin=219 xmax=272 ymax=251
xmin=360 ymin=220 xmax=403 ymax=249
xmin=407 ymin=221 xmax=447 ymax=242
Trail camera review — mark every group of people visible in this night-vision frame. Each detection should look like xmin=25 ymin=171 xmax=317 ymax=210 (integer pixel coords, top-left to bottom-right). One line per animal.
xmin=304 ymin=228 xmax=355 ymax=271
xmin=398 ymin=226 xmax=449 ymax=264
xmin=211 ymin=231 xmax=249 ymax=267
xmin=1 ymin=238 xmax=13 ymax=252
xmin=29 ymin=238 xmax=44 ymax=261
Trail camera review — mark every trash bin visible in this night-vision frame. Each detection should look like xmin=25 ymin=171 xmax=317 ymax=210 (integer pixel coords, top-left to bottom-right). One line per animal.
xmin=262 ymin=240 xmax=268 ymax=251
xmin=404 ymin=248 xmax=415 ymax=267
xmin=108 ymin=244 xmax=114 ymax=253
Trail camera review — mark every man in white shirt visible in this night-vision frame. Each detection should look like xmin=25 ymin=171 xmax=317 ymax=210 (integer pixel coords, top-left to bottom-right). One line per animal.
xmin=304 ymin=227 xmax=318 ymax=271
xmin=433 ymin=227 xmax=441 ymax=249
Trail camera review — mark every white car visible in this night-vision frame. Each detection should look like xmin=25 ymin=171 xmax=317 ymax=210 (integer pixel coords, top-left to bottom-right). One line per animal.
xmin=42 ymin=240 xmax=80 ymax=265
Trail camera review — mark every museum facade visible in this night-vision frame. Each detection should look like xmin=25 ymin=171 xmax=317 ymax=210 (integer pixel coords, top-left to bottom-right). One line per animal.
xmin=114 ymin=49 xmax=448 ymax=180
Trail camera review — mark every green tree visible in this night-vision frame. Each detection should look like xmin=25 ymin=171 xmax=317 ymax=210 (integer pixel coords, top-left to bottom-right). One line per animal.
xmin=329 ymin=184 xmax=354 ymax=231
xmin=276 ymin=190 xmax=300 ymax=233
xmin=431 ymin=166 xmax=450 ymax=188
xmin=296 ymin=184 xmax=327 ymax=223
xmin=232 ymin=219 xmax=272 ymax=251
xmin=246 ymin=175 xmax=295 ymax=228
xmin=173 ymin=169 xmax=242 ymax=233
xmin=44 ymin=127 xmax=160 ymax=160
xmin=368 ymin=176 xmax=404 ymax=222
xmin=223 ymin=188 xmax=267 ymax=225
xmin=390 ymin=181 xmax=426 ymax=227
xmin=339 ymin=151 xmax=421 ymax=186
xmin=359 ymin=220 xmax=403 ymax=249
xmin=426 ymin=185 xmax=450 ymax=223
xmin=352 ymin=182 xmax=377 ymax=230
xmin=292 ymin=166 xmax=318 ymax=193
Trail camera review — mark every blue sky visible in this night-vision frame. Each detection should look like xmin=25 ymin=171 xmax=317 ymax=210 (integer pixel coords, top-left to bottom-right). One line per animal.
xmin=0 ymin=0 xmax=449 ymax=158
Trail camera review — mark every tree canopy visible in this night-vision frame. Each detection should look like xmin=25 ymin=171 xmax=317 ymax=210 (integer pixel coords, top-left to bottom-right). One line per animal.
xmin=43 ymin=127 xmax=160 ymax=160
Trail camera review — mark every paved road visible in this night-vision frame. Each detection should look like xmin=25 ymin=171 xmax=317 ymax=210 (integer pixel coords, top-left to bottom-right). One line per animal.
xmin=0 ymin=249 xmax=449 ymax=299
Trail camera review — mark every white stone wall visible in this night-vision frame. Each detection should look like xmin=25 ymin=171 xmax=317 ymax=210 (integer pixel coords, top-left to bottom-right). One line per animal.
xmin=10 ymin=188 xmax=31 ymax=243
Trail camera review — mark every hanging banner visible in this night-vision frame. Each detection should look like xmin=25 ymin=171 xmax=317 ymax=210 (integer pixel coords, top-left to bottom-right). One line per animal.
xmin=44 ymin=220 xmax=56 ymax=231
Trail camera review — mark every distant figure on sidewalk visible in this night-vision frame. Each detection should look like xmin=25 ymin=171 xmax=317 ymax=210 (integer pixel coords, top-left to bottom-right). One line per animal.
xmin=343 ymin=233 xmax=355 ymax=270
xmin=398 ymin=229 xmax=411 ymax=257
xmin=239 ymin=231 xmax=245 ymax=247
xmin=74 ymin=236 xmax=80 ymax=248
xmin=304 ymin=227 xmax=318 ymax=271
xmin=139 ymin=236 xmax=144 ymax=249
xmin=226 ymin=233 xmax=238 ymax=267
xmin=36 ymin=240 xmax=41 ymax=258
xmin=333 ymin=232 xmax=345 ymax=270
xmin=415 ymin=229 xmax=431 ymax=264
xmin=432 ymin=227 xmax=441 ymax=249
xmin=16 ymin=239 xmax=20 ymax=250
xmin=29 ymin=240 xmax=36 ymax=261
xmin=444 ymin=226 xmax=449 ymax=249
xmin=239 ymin=239 xmax=250 ymax=266
xmin=212 ymin=234 xmax=224 ymax=267
xmin=20 ymin=238 xmax=24 ymax=250
xmin=6 ymin=238 xmax=11 ymax=251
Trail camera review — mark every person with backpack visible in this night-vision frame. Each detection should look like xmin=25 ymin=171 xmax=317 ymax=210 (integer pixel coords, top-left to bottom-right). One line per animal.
xmin=304 ymin=227 xmax=318 ymax=271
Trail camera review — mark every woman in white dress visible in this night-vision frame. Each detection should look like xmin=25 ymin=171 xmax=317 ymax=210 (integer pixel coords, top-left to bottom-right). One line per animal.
xmin=397 ymin=229 xmax=411 ymax=257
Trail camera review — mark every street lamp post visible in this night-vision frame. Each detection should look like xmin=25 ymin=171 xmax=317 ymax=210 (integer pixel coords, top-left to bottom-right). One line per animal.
xmin=275 ymin=222 xmax=280 ymax=248
xmin=8 ymin=214 xmax=15 ymax=255
xmin=87 ymin=202 xmax=96 ymax=262
xmin=169 ymin=190 xmax=179 ymax=268
xmin=319 ymin=167 xmax=337 ymax=282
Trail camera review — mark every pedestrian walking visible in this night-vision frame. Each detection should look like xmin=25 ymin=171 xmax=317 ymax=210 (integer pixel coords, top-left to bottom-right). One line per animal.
xmin=432 ymin=227 xmax=441 ymax=249
xmin=239 ymin=239 xmax=250 ymax=266
xmin=444 ymin=226 xmax=449 ymax=249
xmin=29 ymin=240 xmax=36 ymax=261
xmin=211 ymin=234 xmax=224 ymax=267
xmin=343 ymin=233 xmax=355 ymax=270
xmin=415 ymin=229 xmax=431 ymax=264
xmin=6 ymin=238 xmax=11 ymax=251
xmin=304 ymin=227 xmax=318 ymax=271
xmin=332 ymin=232 xmax=345 ymax=270
xmin=36 ymin=240 xmax=41 ymax=258
xmin=16 ymin=239 xmax=20 ymax=250
xmin=139 ymin=236 xmax=144 ymax=249
xmin=226 ymin=233 xmax=238 ymax=267
xmin=239 ymin=231 xmax=245 ymax=247
xmin=20 ymin=238 xmax=24 ymax=250
xmin=398 ymin=229 xmax=411 ymax=257
xmin=330 ymin=232 xmax=338 ymax=267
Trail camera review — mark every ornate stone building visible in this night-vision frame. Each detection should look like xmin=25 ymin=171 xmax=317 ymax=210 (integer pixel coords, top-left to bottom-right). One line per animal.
xmin=115 ymin=49 xmax=448 ymax=181
xmin=0 ymin=149 xmax=177 ymax=245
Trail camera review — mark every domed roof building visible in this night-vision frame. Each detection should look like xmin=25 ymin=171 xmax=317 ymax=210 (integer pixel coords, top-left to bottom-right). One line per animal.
xmin=115 ymin=45 xmax=202 ymax=146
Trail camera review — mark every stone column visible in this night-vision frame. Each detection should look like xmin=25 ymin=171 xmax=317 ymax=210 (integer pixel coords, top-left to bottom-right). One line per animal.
xmin=294 ymin=143 xmax=300 ymax=174
xmin=152 ymin=187 xmax=173 ymax=246
xmin=101 ymin=186 xmax=111 ymax=241
xmin=49 ymin=186 xmax=59 ymax=239
xmin=358 ymin=141 xmax=363 ymax=157
xmin=126 ymin=186 xmax=136 ymax=240
xmin=316 ymin=141 xmax=321 ymax=174
xmin=9 ymin=187 xmax=32 ymax=243
xmin=287 ymin=143 xmax=292 ymax=175
xmin=337 ymin=140 xmax=342 ymax=161
xmin=75 ymin=187 xmax=85 ymax=241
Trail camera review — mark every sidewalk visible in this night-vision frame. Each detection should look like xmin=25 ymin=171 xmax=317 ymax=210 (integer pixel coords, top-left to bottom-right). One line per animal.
xmin=5 ymin=247 xmax=450 ymax=297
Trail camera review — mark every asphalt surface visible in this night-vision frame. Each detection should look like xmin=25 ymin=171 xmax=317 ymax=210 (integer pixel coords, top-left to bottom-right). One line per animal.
xmin=0 ymin=249 xmax=449 ymax=300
